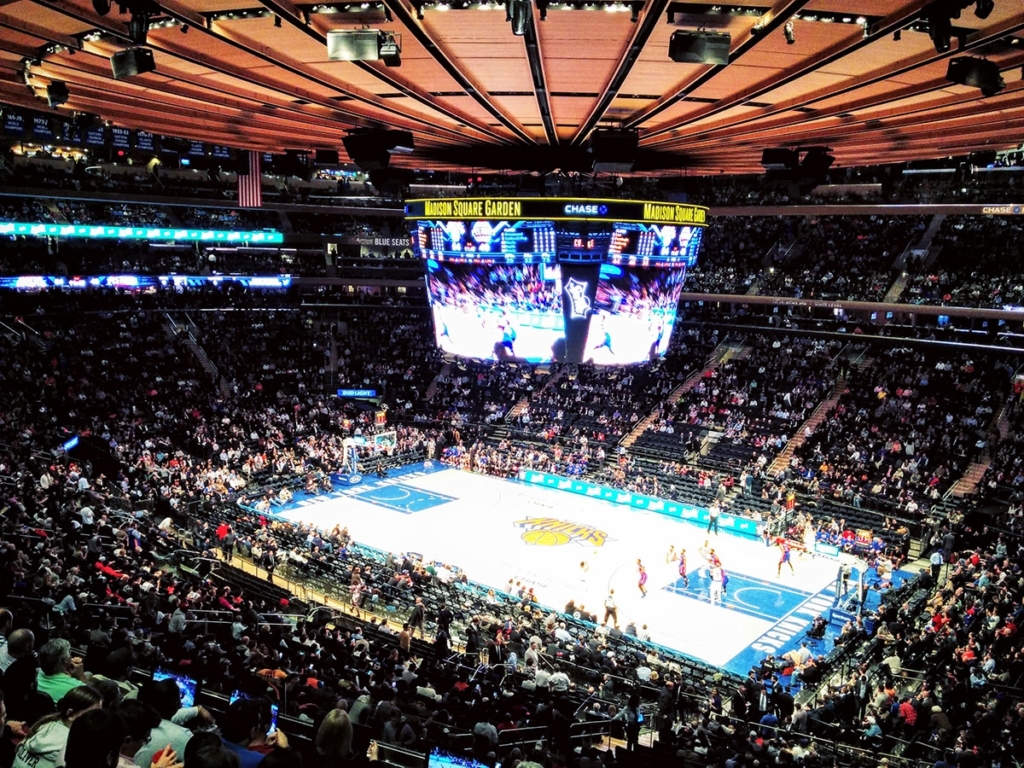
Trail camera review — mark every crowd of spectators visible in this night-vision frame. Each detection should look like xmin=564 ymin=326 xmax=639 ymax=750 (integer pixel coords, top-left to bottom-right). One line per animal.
xmin=757 ymin=216 xmax=927 ymax=302
xmin=177 ymin=208 xmax=278 ymax=231
xmin=789 ymin=347 xmax=1011 ymax=515
xmin=634 ymin=335 xmax=843 ymax=470
xmin=683 ymin=217 xmax=797 ymax=295
xmin=430 ymin=362 xmax=538 ymax=425
xmin=901 ymin=216 xmax=1024 ymax=309
xmin=0 ymin=275 xmax=1021 ymax=768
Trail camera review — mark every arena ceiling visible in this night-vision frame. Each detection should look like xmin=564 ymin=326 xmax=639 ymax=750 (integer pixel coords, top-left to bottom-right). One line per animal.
xmin=1 ymin=0 xmax=1023 ymax=175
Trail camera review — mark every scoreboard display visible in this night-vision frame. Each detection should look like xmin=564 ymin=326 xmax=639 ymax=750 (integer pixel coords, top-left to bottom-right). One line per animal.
xmin=407 ymin=198 xmax=708 ymax=365
xmin=416 ymin=220 xmax=558 ymax=263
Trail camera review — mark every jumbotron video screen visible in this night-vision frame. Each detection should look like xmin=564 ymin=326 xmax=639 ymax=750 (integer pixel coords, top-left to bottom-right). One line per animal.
xmin=405 ymin=198 xmax=708 ymax=365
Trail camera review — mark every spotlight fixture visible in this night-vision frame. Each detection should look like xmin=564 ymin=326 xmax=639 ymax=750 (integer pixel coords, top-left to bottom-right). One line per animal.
xmin=925 ymin=1 xmax=952 ymax=54
xmin=110 ymin=46 xmax=156 ymax=79
xmin=975 ymin=0 xmax=994 ymax=19
xmin=506 ymin=0 xmax=530 ymax=35
xmin=893 ymin=28 xmax=901 ymax=41
xmin=180 ymin=23 xmax=188 ymax=33
xmin=46 ymin=81 xmax=69 ymax=107
xmin=538 ymin=0 xmax=547 ymax=20
xmin=326 ymin=28 xmax=401 ymax=66
xmin=274 ymin=14 xmax=282 ymax=26
xmin=946 ymin=56 xmax=1005 ymax=96
xmin=668 ymin=30 xmax=730 ymax=64
xmin=92 ymin=0 xmax=111 ymax=15
xmin=783 ymin=20 xmax=794 ymax=44
xmin=630 ymin=1 xmax=641 ymax=22
xmin=378 ymin=32 xmax=401 ymax=66
xmin=127 ymin=11 xmax=149 ymax=45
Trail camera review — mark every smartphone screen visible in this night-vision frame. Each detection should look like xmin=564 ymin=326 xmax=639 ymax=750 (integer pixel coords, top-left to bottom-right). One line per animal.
xmin=268 ymin=703 xmax=279 ymax=736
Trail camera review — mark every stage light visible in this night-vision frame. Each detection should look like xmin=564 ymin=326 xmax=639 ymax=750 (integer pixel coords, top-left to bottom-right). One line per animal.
xmin=127 ymin=11 xmax=149 ymax=45
xmin=893 ymin=29 xmax=901 ymax=41
xmin=975 ymin=0 xmax=994 ymax=19
xmin=274 ymin=14 xmax=282 ymax=26
xmin=630 ymin=1 xmax=641 ymax=22
xmin=946 ymin=56 xmax=1005 ymax=96
xmin=46 ymin=81 xmax=69 ymax=107
xmin=378 ymin=32 xmax=401 ymax=67
xmin=784 ymin=20 xmax=795 ymax=44
xmin=925 ymin=1 xmax=952 ymax=53
xmin=507 ymin=0 xmax=530 ymax=35
xmin=92 ymin=0 xmax=111 ymax=15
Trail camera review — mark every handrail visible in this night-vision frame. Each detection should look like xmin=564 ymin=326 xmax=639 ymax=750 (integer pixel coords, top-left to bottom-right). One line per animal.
xmin=0 ymin=319 xmax=25 ymax=339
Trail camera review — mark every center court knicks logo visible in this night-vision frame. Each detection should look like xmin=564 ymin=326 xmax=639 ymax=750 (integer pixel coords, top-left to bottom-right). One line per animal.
xmin=514 ymin=516 xmax=608 ymax=547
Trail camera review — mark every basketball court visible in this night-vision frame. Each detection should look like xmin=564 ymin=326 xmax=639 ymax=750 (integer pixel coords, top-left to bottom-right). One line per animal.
xmin=277 ymin=463 xmax=893 ymax=677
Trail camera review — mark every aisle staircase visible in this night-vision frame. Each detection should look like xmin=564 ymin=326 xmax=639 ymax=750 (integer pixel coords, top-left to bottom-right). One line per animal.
xmin=424 ymin=362 xmax=453 ymax=401
xmin=768 ymin=352 xmax=875 ymax=476
xmin=165 ymin=313 xmax=230 ymax=399
xmin=618 ymin=339 xmax=745 ymax=449
xmin=914 ymin=213 xmax=947 ymax=257
xmin=882 ymin=273 xmax=910 ymax=303
xmin=505 ymin=367 xmax=565 ymax=424
xmin=946 ymin=402 xmax=1009 ymax=498
xmin=767 ymin=377 xmax=848 ymax=475
xmin=45 ymin=200 xmax=69 ymax=224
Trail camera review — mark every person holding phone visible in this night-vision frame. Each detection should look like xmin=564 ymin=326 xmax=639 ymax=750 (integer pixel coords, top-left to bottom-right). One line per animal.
xmin=133 ymin=679 xmax=204 ymax=768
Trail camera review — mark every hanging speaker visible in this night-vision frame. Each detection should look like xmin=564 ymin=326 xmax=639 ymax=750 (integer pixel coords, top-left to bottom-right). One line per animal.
xmin=110 ymin=48 xmax=156 ymax=80
xmin=668 ymin=31 xmax=730 ymax=65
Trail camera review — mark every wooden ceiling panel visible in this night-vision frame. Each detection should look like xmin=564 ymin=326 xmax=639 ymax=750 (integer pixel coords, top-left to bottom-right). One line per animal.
xmin=0 ymin=0 xmax=1022 ymax=173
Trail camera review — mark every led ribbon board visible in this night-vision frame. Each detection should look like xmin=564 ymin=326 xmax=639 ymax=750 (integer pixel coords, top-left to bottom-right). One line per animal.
xmin=0 ymin=222 xmax=285 ymax=244
xmin=405 ymin=197 xmax=708 ymax=226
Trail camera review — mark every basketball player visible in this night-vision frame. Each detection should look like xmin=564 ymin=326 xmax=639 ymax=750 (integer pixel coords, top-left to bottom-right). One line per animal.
xmin=637 ymin=559 xmax=648 ymax=598
xmin=777 ymin=538 xmax=795 ymax=577
xmin=665 ymin=544 xmax=676 ymax=564
xmin=709 ymin=565 xmax=724 ymax=606
xmin=498 ymin=317 xmax=517 ymax=355
xmin=698 ymin=540 xmax=712 ymax=580
xmin=594 ymin=322 xmax=614 ymax=356
xmin=677 ymin=548 xmax=689 ymax=588
xmin=648 ymin=322 xmax=665 ymax=362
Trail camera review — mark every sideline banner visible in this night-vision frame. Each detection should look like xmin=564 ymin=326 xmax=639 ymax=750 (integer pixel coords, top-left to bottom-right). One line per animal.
xmin=517 ymin=469 xmax=761 ymax=539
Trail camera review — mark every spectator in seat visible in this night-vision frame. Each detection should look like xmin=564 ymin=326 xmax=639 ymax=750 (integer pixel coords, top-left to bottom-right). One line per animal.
xmin=219 ymin=699 xmax=268 ymax=768
xmin=0 ymin=628 xmax=33 ymax=675
xmin=315 ymin=708 xmax=354 ymax=767
xmin=36 ymin=641 xmax=85 ymax=706
xmin=183 ymin=733 xmax=237 ymax=768
xmin=64 ymin=709 xmax=128 ymax=768
xmin=115 ymin=700 xmax=162 ymax=768
xmin=133 ymin=679 xmax=199 ymax=768
xmin=12 ymin=686 xmax=103 ymax=768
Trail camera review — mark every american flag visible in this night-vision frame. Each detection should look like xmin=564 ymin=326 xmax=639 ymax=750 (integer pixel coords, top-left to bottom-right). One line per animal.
xmin=237 ymin=150 xmax=262 ymax=208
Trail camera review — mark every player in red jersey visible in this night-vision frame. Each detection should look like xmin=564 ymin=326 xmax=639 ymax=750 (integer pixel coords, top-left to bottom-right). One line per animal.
xmin=777 ymin=538 xmax=795 ymax=576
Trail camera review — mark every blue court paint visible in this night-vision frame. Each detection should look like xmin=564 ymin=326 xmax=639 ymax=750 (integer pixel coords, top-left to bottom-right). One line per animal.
xmin=351 ymin=483 xmax=457 ymax=514
xmin=662 ymin=571 xmax=815 ymax=621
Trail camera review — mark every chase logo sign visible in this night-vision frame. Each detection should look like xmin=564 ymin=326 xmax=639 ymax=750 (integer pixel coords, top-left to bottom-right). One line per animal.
xmin=514 ymin=516 xmax=608 ymax=547
xmin=563 ymin=204 xmax=608 ymax=216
